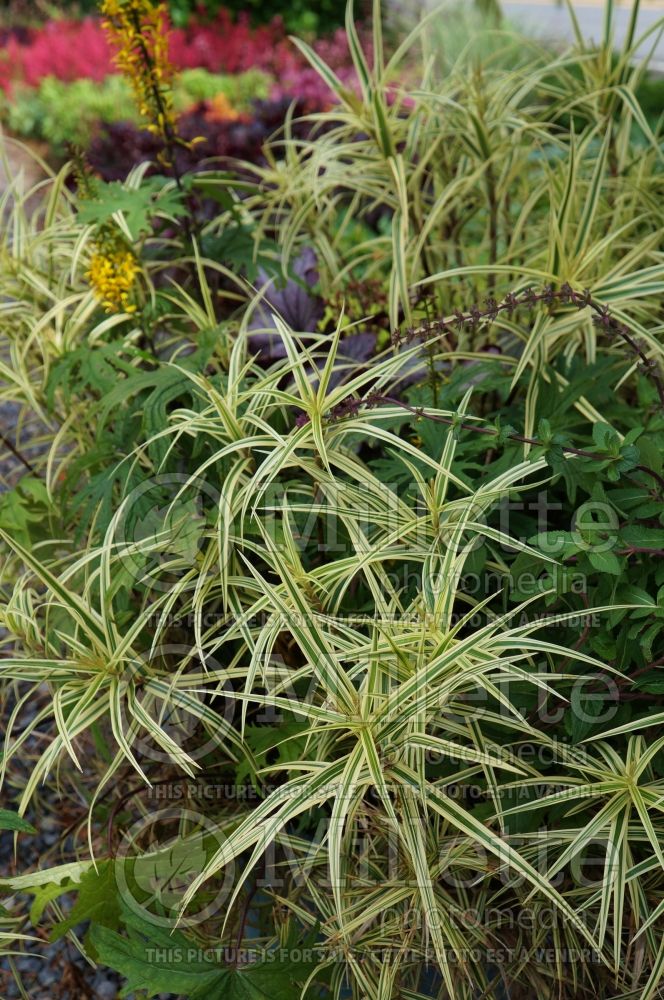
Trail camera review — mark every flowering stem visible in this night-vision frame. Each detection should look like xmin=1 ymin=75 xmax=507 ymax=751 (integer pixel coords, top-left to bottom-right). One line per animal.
xmin=125 ymin=5 xmax=195 ymax=247
xmin=127 ymin=9 xmax=177 ymax=173
xmin=102 ymin=0 xmax=196 ymax=245
xmin=392 ymin=284 xmax=664 ymax=410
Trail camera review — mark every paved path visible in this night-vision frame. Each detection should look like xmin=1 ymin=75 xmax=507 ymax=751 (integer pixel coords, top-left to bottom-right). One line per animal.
xmin=0 ymin=140 xmax=49 ymax=489
xmin=0 ymin=138 xmax=46 ymax=197
xmin=502 ymin=2 xmax=664 ymax=70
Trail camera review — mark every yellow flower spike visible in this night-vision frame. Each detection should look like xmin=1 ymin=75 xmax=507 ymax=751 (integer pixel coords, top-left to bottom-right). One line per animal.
xmin=86 ymin=238 xmax=141 ymax=315
xmin=100 ymin=0 xmax=178 ymax=150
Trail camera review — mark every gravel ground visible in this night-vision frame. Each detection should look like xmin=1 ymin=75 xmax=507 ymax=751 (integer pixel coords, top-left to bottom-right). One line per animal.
xmin=0 ymin=401 xmax=52 ymax=492
xmin=0 ymin=226 xmax=176 ymax=997
xmin=1 ymin=400 xmax=131 ymax=998
xmin=0 ymin=685 xmax=177 ymax=999
xmin=0 ymin=680 xmax=122 ymax=999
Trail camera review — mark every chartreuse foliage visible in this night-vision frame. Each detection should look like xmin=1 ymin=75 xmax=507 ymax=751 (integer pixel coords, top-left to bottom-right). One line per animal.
xmin=1 ymin=69 xmax=271 ymax=150
xmin=0 ymin=1 xmax=663 ymax=999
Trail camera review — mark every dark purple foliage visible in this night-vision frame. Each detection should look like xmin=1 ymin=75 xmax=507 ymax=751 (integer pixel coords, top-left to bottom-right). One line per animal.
xmin=86 ymin=98 xmax=321 ymax=183
xmin=324 ymin=332 xmax=378 ymax=392
xmin=248 ymin=248 xmax=324 ymax=360
xmin=85 ymin=122 xmax=164 ymax=183
xmin=338 ymin=332 xmax=377 ymax=361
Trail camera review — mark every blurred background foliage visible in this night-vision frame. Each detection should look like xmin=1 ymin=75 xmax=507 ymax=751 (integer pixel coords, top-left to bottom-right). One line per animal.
xmin=0 ymin=0 xmax=354 ymax=31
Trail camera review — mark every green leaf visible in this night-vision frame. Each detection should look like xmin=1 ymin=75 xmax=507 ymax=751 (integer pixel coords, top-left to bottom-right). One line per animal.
xmin=235 ymin=720 xmax=309 ymax=786
xmin=130 ymin=837 xmax=209 ymax=917
xmin=91 ymin=908 xmax=317 ymax=999
xmin=91 ymin=920 xmax=224 ymax=999
xmin=50 ymin=861 xmax=121 ymax=943
xmin=78 ymin=178 xmax=187 ymax=240
xmin=566 ymin=687 xmax=607 ymax=743
xmin=587 ymin=549 xmax=622 ymax=576
xmin=201 ymin=226 xmax=281 ymax=283
xmin=531 ymin=531 xmax=580 ymax=560
xmin=592 ymin=421 xmax=621 ymax=454
xmin=0 ymin=809 xmax=36 ymax=835
xmin=0 ymin=477 xmax=54 ymax=549
xmin=0 ymin=860 xmax=97 ymax=925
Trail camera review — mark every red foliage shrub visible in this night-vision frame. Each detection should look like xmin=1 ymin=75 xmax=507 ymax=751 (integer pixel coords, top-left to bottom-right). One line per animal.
xmin=0 ymin=11 xmax=328 ymax=92
xmin=0 ymin=9 xmax=363 ymax=105
xmin=86 ymin=96 xmax=324 ymax=182
xmin=1 ymin=18 xmax=114 ymax=90
xmin=168 ymin=11 xmax=288 ymax=75
xmin=270 ymin=28 xmax=362 ymax=111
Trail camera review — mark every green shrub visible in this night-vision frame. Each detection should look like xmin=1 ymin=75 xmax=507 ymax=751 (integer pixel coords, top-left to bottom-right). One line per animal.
xmin=11 ymin=0 xmax=348 ymax=31
xmin=3 ymin=75 xmax=140 ymax=147
xmin=162 ymin=0 xmax=347 ymax=31
xmin=174 ymin=66 xmax=271 ymax=109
